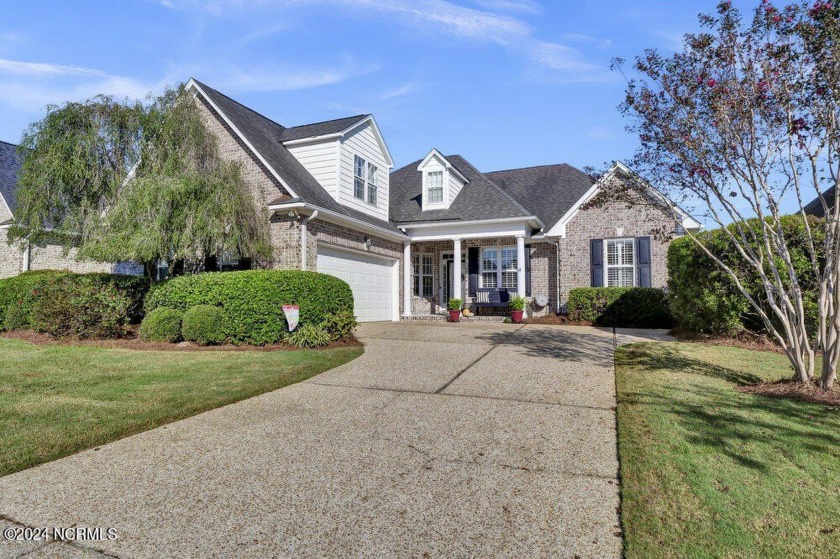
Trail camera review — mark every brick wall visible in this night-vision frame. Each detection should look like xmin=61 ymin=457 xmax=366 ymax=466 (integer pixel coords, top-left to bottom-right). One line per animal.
xmin=0 ymin=229 xmax=22 ymax=279
xmin=557 ymin=185 xmax=676 ymax=306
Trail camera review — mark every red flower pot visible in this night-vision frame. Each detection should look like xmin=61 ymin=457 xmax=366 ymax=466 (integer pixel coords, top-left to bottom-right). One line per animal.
xmin=511 ymin=310 xmax=524 ymax=323
xmin=449 ymin=310 xmax=461 ymax=322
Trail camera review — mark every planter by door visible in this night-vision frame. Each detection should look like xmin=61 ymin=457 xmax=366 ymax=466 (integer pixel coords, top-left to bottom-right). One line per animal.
xmin=449 ymin=310 xmax=461 ymax=322
xmin=511 ymin=310 xmax=523 ymax=323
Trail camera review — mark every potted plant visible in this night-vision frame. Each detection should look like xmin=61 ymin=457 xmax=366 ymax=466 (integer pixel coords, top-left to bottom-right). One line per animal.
xmin=447 ymin=298 xmax=463 ymax=322
xmin=509 ymin=296 xmax=526 ymax=323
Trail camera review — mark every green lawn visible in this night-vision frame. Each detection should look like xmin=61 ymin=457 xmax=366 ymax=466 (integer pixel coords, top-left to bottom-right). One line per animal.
xmin=615 ymin=342 xmax=840 ymax=558
xmin=0 ymin=338 xmax=362 ymax=477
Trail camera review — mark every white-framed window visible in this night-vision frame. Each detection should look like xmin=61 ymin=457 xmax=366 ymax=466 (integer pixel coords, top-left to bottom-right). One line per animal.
xmin=367 ymin=162 xmax=378 ymax=206
xmin=605 ymin=238 xmax=635 ymax=287
xmin=354 ymin=155 xmax=366 ymax=200
xmin=426 ymin=170 xmax=444 ymax=204
xmin=479 ymin=246 xmax=518 ymax=289
xmin=412 ymin=253 xmax=434 ymax=298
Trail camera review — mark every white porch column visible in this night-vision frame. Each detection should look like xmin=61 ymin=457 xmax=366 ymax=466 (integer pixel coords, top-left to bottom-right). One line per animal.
xmin=516 ymin=235 xmax=526 ymax=298
xmin=402 ymin=242 xmax=412 ymax=317
xmin=453 ymin=237 xmax=462 ymax=301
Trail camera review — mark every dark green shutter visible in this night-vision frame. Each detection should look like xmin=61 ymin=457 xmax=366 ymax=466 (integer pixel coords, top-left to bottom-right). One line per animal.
xmin=525 ymin=244 xmax=532 ymax=296
xmin=636 ymin=236 xmax=652 ymax=287
xmin=468 ymin=247 xmax=479 ymax=296
xmin=590 ymin=239 xmax=603 ymax=287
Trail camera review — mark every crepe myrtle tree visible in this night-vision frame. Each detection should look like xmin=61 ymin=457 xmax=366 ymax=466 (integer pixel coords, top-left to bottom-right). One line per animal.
xmin=600 ymin=1 xmax=840 ymax=389
xmin=9 ymin=84 xmax=271 ymax=279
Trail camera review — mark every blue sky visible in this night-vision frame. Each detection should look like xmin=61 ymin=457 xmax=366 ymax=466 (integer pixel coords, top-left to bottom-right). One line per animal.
xmin=0 ymin=1 xmax=749 ymax=173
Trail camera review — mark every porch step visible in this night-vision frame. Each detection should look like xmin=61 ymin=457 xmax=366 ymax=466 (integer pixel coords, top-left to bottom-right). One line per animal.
xmin=401 ymin=315 xmax=508 ymax=323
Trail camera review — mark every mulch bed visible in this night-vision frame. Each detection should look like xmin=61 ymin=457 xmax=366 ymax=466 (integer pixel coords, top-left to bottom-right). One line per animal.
xmin=737 ymin=379 xmax=840 ymax=406
xmin=0 ymin=329 xmax=362 ymax=352
xmin=669 ymin=328 xmax=784 ymax=354
xmin=522 ymin=314 xmax=593 ymax=326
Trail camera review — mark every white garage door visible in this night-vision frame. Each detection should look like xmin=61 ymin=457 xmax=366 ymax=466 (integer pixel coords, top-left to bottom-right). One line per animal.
xmin=317 ymin=246 xmax=395 ymax=322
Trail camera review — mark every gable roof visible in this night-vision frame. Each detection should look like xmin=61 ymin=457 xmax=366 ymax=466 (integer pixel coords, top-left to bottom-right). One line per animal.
xmin=188 ymin=79 xmax=402 ymax=235
xmin=278 ymin=114 xmax=369 ymax=142
xmin=0 ymin=140 xmax=22 ymax=220
xmin=389 ymin=154 xmax=534 ymax=224
xmin=485 ymin=163 xmax=594 ymax=232
xmin=804 ymin=187 xmax=835 ymax=217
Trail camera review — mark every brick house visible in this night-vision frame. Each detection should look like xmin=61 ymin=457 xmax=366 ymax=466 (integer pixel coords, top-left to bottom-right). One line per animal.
xmin=0 ymin=79 xmax=700 ymax=320
xmin=188 ymin=79 xmax=700 ymax=320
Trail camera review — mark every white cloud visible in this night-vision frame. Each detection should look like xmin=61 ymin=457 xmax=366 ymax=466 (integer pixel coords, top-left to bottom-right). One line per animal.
xmin=471 ymin=0 xmax=541 ymax=14
xmin=216 ymin=58 xmax=380 ymax=92
xmin=155 ymin=0 xmax=608 ymax=80
xmin=380 ymin=81 xmax=418 ymax=100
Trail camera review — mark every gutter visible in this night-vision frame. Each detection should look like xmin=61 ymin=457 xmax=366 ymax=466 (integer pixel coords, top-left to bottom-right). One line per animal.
xmin=300 ymin=210 xmax=318 ymax=271
xmin=267 ymin=201 xmax=407 ymax=242
xmin=22 ymin=241 xmax=30 ymax=272
xmin=398 ymin=215 xmax=545 ymax=230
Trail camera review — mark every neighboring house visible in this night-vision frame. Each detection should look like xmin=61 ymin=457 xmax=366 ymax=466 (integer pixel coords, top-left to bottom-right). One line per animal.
xmin=187 ymin=78 xmax=700 ymax=321
xmin=0 ymin=141 xmax=138 ymax=279
xmin=804 ymin=187 xmax=836 ymax=217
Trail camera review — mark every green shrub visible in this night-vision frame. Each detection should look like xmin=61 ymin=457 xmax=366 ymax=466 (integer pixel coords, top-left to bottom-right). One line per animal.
xmin=319 ymin=311 xmax=357 ymax=341
xmin=509 ymin=296 xmax=526 ymax=311
xmin=447 ymin=298 xmax=462 ymax=311
xmin=30 ymin=275 xmax=131 ymax=339
xmin=286 ymin=324 xmax=332 ymax=348
xmin=0 ymin=270 xmax=69 ymax=331
xmin=0 ymin=270 xmax=149 ymax=332
xmin=140 ymin=308 xmax=184 ymax=342
xmin=145 ymin=270 xmax=354 ymax=345
xmin=567 ymin=287 xmax=673 ymax=328
xmin=182 ymin=305 xmax=226 ymax=345
xmin=667 ymin=215 xmax=822 ymax=335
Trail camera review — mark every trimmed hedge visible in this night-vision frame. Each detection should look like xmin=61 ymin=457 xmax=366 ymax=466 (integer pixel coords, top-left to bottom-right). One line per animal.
xmin=667 ymin=215 xmax=821 ymax=334
xmin=319 ymin=311 xmax=357 ymax=341
xmin=0 ymin=271 xmax=148 ymax=332
xmin=30 ymin=275 xmax=131 ymax=339
xmin=140 ymin=308 xmax=184 ymax=342
xmin=182 ymin=305 xmax=226 ymax=345
xmin=0 ymin=270 xmax=68 ymax=331
xmin=145 ymin=270 xmax=354 ymax=345
xmin=567 ymin=287 xmax=673 ymax=328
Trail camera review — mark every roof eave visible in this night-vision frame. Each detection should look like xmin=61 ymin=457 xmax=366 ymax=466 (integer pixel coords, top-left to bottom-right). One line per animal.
xmin=267 ymin=200 xmax=407 ymax=242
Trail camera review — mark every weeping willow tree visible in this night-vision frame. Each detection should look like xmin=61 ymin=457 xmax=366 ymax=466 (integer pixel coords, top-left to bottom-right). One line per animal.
xmin=9 ymin=83 xmax=271 ymax=278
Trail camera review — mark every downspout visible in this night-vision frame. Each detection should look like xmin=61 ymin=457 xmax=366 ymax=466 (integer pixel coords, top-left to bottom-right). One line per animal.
xmin=22 ymin=241 xmax=31 ymax=273
xmin=300 ymin=210 xmax=319 ymax=271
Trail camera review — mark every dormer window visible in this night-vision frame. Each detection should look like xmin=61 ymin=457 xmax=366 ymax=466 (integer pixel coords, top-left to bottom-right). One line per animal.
xmin=426 ymin=171 xmax=444 ymax=204
xmin=353 ymin=155 xmax=378 ymax=207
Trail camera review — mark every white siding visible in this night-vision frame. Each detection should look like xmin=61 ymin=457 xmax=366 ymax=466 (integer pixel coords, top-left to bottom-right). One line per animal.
xmin=287 ymin=139 xmax=340 ymax=198
xmin=338 ymin=122 xmax=390 ymax=221
xmin=448 ymin=165 xmax=465 ymax=203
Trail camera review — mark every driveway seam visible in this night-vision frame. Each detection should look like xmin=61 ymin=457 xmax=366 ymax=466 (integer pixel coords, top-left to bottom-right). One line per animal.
xmin=433 ymin=324 xmax=526 ymax=394
xmin=303 ymin=379 xmax=616 ymax=412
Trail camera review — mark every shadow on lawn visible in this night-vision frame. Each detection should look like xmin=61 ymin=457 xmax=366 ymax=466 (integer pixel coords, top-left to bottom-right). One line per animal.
xmin=619 ymin=345 xmax=840 ymax=473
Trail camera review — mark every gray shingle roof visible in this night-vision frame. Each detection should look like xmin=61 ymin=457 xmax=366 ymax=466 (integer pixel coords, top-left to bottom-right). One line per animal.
xmin=389 ymin=154 xmax=533 ymax=224
xmin=0 ymin=140 xmax=22 ymax=218
xmin=804 ymin=187 xmax=835 ymax=218
xmin=278 ymin=115 xmax=369 ymax=142
xmin=192 ymin=79 xmax=402 ymax=234
xmin=485 ymin=164 xmax=594 ymax=231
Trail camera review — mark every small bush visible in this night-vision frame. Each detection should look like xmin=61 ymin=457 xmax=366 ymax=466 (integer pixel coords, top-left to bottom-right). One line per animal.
xmin=567 ymin=287 xmax=672 ymax=328
xmin=140 ymin=308 xmax=184 ymax=342
xmin=509 ymin=296 xmax=526 ymax=311
xmin=447 ymin=298 xmax=462 ymax=311
xmin=182 ymin=305 xmax=226 ymax=345
xmin=286 ymin=324 xmax=332 ymax=348
xmin=30 ymin=275 xmax=131 ymax=339
xmin=319 ymin=311 xmax=357 ymax=341
xmin=145 ymin=270 xmax=354 ymax=345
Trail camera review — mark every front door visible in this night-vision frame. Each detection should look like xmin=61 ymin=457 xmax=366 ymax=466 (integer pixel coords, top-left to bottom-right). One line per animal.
xmin=439 ymin=251 xmax=466 ymax=308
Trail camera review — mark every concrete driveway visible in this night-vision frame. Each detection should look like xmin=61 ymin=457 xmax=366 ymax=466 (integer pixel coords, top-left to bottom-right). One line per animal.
xmin=0 ymin=323 xmax=669 ymax=558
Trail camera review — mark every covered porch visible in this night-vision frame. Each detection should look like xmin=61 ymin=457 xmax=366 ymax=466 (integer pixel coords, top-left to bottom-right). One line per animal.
xmin=398 ymin=218 xmax=556 ymax=319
